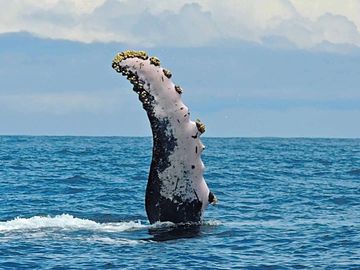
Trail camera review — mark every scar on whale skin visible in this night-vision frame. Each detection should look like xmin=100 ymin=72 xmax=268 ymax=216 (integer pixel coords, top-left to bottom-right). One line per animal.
xmin=112 ymin=50 xmax=217 ymax=224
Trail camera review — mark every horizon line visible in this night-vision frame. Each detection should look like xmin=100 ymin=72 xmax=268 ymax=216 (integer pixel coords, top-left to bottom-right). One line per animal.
xmin=0 ymin=134 xmax=359 ymax=140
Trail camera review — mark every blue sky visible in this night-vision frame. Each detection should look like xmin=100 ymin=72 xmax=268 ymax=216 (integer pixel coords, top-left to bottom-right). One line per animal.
xmin=0 ymin=0 xmax=360 ymax=137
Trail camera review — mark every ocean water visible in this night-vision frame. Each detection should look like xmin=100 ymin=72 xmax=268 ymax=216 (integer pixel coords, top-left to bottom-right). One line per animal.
xmin=0 ymin=136 xmax=359 ymax=269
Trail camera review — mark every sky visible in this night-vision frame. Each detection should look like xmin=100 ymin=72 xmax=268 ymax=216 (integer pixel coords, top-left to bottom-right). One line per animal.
xmin=0 ymin=0 xmax=360 ymax=137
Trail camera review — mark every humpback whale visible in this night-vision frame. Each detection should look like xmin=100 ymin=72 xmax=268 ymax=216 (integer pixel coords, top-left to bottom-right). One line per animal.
xmin=112 ymin=50 xmax=217 ymax=224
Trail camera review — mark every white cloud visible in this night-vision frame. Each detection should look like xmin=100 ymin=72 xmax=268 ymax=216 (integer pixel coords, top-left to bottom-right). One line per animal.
xmin=0 ymin=0 xmax=360 ymax=49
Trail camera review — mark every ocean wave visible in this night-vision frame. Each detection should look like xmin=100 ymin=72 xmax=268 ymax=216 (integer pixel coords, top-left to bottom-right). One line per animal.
xmin=0 ymin=214 xmax=146 ymax=232
xmin=348 ymin=168 xmax=360 ymax=175
xmin=62 ymin=175 xmax=90 ymax=182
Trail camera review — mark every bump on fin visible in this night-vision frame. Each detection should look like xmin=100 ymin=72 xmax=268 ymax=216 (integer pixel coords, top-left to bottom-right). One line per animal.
xmin=208 ymin=192 xmax=218 ymax=205
xmin=175 ymin=85 xmax=183 ymax=94
xmin=162 ymin=69 xmax=172 ymax=79
xmin=195 ymin=119 xmax=206 ymax=134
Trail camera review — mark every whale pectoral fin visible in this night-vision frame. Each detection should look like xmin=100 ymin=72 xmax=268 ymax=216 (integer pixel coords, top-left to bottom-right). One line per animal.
xmin=208 ymin=191 xmax=218 ymax=205
xmin=113 ymin=50 xmax=214 ymax=224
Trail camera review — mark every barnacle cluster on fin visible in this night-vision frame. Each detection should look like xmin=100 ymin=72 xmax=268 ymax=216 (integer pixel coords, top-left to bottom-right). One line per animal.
xmin=162 ymin=69 xmax=172 ymax=79
xmin=112 ymin=50 xmax=154 ymax=110
xmin=112 ymin=50 xmax=148 ymax=74
xmin=195 ymin=119 xmax=206 ymax=134
xmin=149 ymin=56 xmax=160 ymax=66
xmin=175 ymin=85 xmax=183 ymax=94
xmin=113 ymin=50 xmax=148 ymax=65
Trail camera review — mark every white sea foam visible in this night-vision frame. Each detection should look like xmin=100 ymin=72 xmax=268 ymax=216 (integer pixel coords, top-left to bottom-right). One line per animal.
xmin=150 ymin=221 xmax=176 ymax=229
xmin=0 ymin=214 xmax=147 ymax=232
xmin=148 ymin=219 xmax=222 ymax=229
xmin=88 ymin=236 xmax=148 ymax=245
xmin=202 ymin=220 xmax=222 ymax=226
xmin=0 ymin=214 xmax=221 ymax=233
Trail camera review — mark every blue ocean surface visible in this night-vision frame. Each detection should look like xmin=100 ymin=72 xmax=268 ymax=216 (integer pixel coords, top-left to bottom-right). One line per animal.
xmin=0 ymin=136 xmax=359 ymax=269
